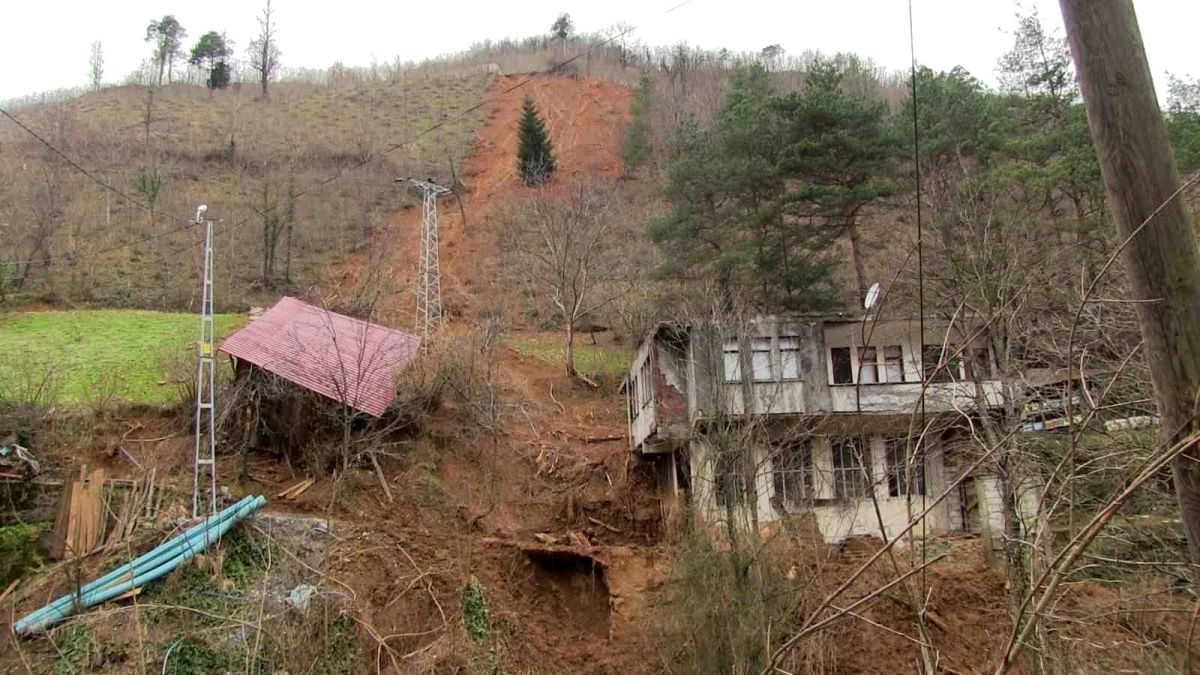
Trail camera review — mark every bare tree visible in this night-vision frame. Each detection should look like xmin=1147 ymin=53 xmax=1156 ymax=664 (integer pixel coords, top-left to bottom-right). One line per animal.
xmin=88 ymin=41 xmax=104 ymax=91
xmin=248 ymin=0 xmax=281 ymax=101
xmin=498 ymin=180 xmax=631 ymax=378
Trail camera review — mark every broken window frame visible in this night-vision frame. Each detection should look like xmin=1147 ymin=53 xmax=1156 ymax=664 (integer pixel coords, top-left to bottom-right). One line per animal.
xmin=751 ymin=338 xmax=773 ymax=382
xmin=858 ymin=346 xmax=879 ymax=384
xmin=832 ymin=437 xmax=871 ymax=500
xmin=779 ymin=336 xmax=802 ymax=380
xmin=884 ymin=438 xmax=926 ymax=497
xmin=883 ymin=345 xmax=905 ymax=383
xmin=772 ymin=440 xmax=812 ymax=508
xmin=830 ymin=347 xmax=853 ymax=385
xmin=723 ymin=339 xmax=742 ymax=383
xmin=922 ymin=344 xmax=962 ymax=383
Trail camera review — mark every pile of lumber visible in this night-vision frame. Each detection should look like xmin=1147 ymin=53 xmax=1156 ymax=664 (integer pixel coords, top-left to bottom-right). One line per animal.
xmin=49 ymin=467 xmax=105 ymax=560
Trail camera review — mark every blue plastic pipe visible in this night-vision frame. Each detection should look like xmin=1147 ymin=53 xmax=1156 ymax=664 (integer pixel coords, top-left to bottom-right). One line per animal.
xmin=15 ymin=495 xmax=265 ymax=635
xmin=14 ymin=495 xmax=257 ymax=632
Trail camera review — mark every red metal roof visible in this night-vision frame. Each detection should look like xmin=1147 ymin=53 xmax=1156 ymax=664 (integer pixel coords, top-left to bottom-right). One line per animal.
xmin=218 ymin=297 xmax=421 ymax=417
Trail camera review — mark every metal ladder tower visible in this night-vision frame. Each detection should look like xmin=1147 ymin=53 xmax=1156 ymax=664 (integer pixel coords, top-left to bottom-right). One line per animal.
xmin=192 ymin=205 xmax=217 ymax=519
xmin=409 ymin=179 xmax=451 ymax=342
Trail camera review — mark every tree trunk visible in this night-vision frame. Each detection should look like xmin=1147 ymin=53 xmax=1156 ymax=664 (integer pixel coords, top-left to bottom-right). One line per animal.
xmin=846 ymin=210 xmax=868 ymax=303
xmin=1060 ymin=0 xmax=1200 ymax=562
xmin=565 ymin=320 xmax=576 ymax=377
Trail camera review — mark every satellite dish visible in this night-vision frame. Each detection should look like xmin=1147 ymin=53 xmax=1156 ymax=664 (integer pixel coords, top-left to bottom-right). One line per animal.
xmin=864 ymin=282 xmax=881 ymax=311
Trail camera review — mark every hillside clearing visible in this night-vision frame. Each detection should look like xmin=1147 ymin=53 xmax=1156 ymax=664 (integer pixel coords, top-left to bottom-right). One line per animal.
xmin=0 ymin=310 xmax=245 ymax=405
xmin=506 ymin=333 xmax=634 ymax=376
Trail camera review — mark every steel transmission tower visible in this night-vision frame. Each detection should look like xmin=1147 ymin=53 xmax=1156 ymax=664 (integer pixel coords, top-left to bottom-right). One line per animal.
xmin=406 ymin=179 xmax=451 ymax=342
xmin=192 ymin=205 xmax=217 ymax=519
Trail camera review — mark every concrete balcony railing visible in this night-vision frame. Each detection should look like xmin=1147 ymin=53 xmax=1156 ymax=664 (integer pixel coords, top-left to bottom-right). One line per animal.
xmin=828 ymin=380 xmax=1005 ymax=414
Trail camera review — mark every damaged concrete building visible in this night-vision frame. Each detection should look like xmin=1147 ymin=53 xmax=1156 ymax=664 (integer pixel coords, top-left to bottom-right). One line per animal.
xmin=623 ymin=314 xmax=1038 ymax=545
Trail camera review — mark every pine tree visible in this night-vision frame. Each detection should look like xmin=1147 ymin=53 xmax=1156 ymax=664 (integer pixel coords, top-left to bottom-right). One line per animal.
xmin=517 ymin=96 xmax=556 ymax=185
xmin=650 ymin=65 xmax=838 ymax=312
xmin=621 ymin=74 xmax=653 ymax=170
xmin=774 ymin=58 xmax=904 ymax=301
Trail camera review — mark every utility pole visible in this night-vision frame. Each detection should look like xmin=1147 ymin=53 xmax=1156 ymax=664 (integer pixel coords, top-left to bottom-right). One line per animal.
xmin=1059 ymin=0 xmax=1200 ymax=562
xmin=192 ymin=204 xmax=218 ymax=520
xmin=400 ymin=178 xmax=451 ymax=344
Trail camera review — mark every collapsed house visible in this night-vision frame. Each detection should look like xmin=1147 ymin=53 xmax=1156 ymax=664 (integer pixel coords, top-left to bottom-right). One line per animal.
xmin=623 ymin=314 xmax=1040 ymax=546
xmin=218 ymin=297 xmax=421 ymax=451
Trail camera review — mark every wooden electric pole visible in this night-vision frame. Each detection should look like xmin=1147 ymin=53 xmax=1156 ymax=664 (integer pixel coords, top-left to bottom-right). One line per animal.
xmin=1059 ymin=0 xmax=1200 ymax=562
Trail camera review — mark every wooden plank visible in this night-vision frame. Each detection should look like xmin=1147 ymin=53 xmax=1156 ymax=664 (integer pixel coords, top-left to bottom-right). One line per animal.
xmin=82 ymin=469 xmax=105 ymax=555
xmin=276 ymin=478 xmax=315 ymax=500
xmin=285 ymin=479 xmax=315 ymax=500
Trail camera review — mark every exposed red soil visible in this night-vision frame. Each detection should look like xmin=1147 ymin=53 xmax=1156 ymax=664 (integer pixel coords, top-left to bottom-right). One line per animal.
xmin=9 ymin=71 xmax=1196 ymax=674
xmin=334 ymin=73 xmax=634 ymax=329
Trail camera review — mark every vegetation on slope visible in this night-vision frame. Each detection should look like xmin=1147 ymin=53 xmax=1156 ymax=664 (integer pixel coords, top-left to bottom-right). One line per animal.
xmin=0 ymin=75 xmax=487 ymax=312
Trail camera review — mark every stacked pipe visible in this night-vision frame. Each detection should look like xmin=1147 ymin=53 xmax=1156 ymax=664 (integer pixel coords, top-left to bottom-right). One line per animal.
xmin=15 ymin=495 xmax=265 ymax=635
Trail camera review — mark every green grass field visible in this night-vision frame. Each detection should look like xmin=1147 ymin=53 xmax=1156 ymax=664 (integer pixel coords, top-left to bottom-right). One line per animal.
xmin=0 ymin=310 xmax=246 ymax=405
xmin=506 ymin=333 xmax=634 ymax=376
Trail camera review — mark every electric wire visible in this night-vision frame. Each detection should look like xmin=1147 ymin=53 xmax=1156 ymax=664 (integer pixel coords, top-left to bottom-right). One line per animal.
xmin=907 ymin=0 xmax=929 ymax=609
xmin=0 ymin=0 xmax=694 ymax=277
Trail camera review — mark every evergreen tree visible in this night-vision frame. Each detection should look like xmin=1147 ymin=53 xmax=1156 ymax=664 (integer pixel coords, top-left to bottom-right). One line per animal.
xmin=517 ymin=96 xmax=557 ymax=185
xmin=774 ymin=58 xmax=904 ymax=301
xmin=650 ymin=65 xmax=837 ymax=311
xmin=622 ymin=74 xmax=653 ymax=170
xmin=190 ymin=31 xmax=233 ymax=93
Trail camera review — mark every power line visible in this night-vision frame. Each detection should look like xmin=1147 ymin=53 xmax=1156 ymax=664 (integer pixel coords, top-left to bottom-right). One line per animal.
xmin=0 ymin=107 xmax=157 ymax=216
xmin=0 ymin=0 xmax=695 ymax=278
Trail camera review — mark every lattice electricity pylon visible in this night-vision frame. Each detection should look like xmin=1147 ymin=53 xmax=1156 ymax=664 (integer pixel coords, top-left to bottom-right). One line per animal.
xmin=192 ymin=206 xmax=217 ymax=519
xmin=409 ymin=179 xmax=451 ymax=343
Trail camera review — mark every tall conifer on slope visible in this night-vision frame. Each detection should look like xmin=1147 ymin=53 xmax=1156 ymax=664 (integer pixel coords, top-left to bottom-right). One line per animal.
xmin=517 ymin=96 xmax=557 ymax=185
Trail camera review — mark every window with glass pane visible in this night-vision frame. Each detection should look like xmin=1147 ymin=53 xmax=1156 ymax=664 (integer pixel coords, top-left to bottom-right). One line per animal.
xmin=830 ymin=347 xmax=853 ymax=384
xmin=772 ymin=441 xmax=812 ymax=508
xmin=858 ymin=347 xmax=878 ymax=384
xmin=723 ymin=339 xmax=741 ymax=382
xmin=780 ymin=337 xmax=801 ymax=379
xmin=752 ymin=338 xmax=773 ymax=382
xmin=883 ymin=346 xmax=904 ymax=383
xmin=884 ymin=438 xmax=925 ymax=497
xmin=832 ymin=438 xmax=870 ymax=499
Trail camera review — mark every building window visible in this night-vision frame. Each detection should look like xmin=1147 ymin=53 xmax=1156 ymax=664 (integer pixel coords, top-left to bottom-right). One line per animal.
xmin=858 ymin=347 xmax=878 ymax=384
xmin=830 ymin=347 xmax=853 ymax=385
xmin=883 ymin=345 xmax=905 ymax=383
xmin=723 ymin=339 xmax=741 ymax=383
xmin=640 ymin=359 xmax=652 ymax=409
xmin=772 ymin=441 xmax=812 ymax=508
xmin=713 ymin=451 xmax=746 ymax=507
xmin=923 ymin=344 xmax=961 ymax=383
xmin=884 ymin=438 xmax=926 ymax=497
xmin=751 ymin=338 xmax=773 ymax=382
xmin=627 ymin=375 xmax=637 ymax=419
xmin=969 ymin=347 xmax=991 ymax=379
xmin=780 ymin=337 xmax=801 ymax=380
xmin=832 ymin=438 xmax=870 ymax=500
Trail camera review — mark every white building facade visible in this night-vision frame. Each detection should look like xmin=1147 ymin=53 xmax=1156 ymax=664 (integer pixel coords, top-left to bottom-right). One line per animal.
xmin=623 ymin=315 xmax=1027 ymax=544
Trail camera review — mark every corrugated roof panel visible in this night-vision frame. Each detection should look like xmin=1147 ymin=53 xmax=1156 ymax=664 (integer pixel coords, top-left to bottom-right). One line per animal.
xmin=218 ymin=297 xmax=421 ymax=417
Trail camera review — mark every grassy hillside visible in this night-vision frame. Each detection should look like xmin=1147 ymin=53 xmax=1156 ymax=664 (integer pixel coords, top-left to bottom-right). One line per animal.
xmin=0 ymin=310 xmax=245 ymax=405
xmin=0 ymin=76 xmax=488 ymax=312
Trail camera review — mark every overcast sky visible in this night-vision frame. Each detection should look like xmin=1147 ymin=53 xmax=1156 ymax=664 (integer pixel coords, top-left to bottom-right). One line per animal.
xmin=1 ymin=0 xmax=1195 ymax=103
